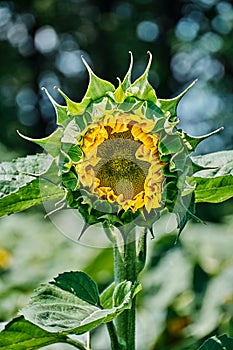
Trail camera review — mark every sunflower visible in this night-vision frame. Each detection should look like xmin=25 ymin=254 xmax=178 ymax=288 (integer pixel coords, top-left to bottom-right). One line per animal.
xmin=25 ymin=52 xmax=220 ymax=233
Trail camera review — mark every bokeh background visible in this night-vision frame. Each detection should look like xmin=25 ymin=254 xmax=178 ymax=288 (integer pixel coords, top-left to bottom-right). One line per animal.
xmin=0 ymin=0 xmax=233 ymax=349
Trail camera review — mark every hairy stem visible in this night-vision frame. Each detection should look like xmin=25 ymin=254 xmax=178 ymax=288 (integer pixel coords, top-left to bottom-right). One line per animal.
xmin=114 ymin=227 xmax=138 ymax=350
xmin=106 ymin=321 xmax=122 ymax=350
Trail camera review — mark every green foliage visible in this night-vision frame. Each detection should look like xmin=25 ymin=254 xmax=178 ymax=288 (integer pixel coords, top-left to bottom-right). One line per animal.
xmin=0 ymin=270 xmax=141 ymax=349
xmin=21 ymin=271 xmax=141 ymax=334
xmin=0 ymin=154 xmax=64 ymax=217
xmin=198 ymin=335 xmax=233 ymax=350
xmin=192 ymin=175 xmax=233 ymax=203
xmin=0 ymin=316 xmax=71 ymax=350
xmin=190 ymin=151 xmax=233 ymax=203
xmin=53 ymin=271 xmax=100 ymax=306
xmin=1 ymin=212 xmax=233 ymax=349
xmin=0 ymin=153 xmax=52 ymax=195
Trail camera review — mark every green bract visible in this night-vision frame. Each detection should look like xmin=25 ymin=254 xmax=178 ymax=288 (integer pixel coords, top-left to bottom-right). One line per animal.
xmin=21 ymin=52 xmax=221 ymax=235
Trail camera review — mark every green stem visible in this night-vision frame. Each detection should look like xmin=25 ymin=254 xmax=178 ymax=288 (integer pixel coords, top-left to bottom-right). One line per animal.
xmin=104 ymin=226 xmax=147 ymax=350
xmin=113 ymin=227 xmax=141 ymax=350
xmin=106 ymin=321 xmax=121 ymax=350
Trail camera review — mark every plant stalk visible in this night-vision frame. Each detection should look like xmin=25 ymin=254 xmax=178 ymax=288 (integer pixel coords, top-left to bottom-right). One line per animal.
xmin=113 ymin=227 xmax=142 ymax=350
xmin=106 ymin=321 xmax=121 ymax=350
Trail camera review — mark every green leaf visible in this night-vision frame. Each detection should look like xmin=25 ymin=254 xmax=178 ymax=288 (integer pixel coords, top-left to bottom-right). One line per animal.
xmin=67 ymin=144 xmax=82 ymax=162
xmin=191 ymin=175 xmax=233 ymax=203
xmin=0 ymin=153 xmax=52 ymax=198
xmin=109 ymin=78 xmax=126 ymax=103
xmin=198 ymin=334 xmax=233 ymax=350
xmin=190 ymin=151 xmax=233 ymax=203
xmin=158 ymin=79 xmax=197 ymax=118
xmin=113 ymin=281 xmax=142 ymax=306
xmin=0 ymin=178 xmax=65 ymax=217
xmin=53 ymin=271 xmax=100 ymax=306
xmin=169 ymin=150 xmax=187 ymax=172
xmin=126 ymin=51 xmax=157 ymax=103
xmin=0 ymin=154 xmax=64 ymax=217
xmin=62 ymin=119 xmax=81 ymax=144
xmin=192 ymin=150 xmax=233 ymax=172
xmin=0 ymin=316 xmax=68 ymax=350
xmin=21 ymin=278 xmax=141 ymax=334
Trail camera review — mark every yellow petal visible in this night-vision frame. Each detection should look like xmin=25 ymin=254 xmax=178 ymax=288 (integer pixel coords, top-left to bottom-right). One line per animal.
xmin=135 ymin=144 xmax=153 ymax=162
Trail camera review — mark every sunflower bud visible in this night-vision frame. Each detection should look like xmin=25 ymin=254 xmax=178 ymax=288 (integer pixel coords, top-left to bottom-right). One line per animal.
xmin=25 ymin=52 xmax=221 ymax=234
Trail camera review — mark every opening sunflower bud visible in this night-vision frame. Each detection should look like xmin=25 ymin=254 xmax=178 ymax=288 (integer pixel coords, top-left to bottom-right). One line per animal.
xmin=22 ymin=52 xmax=221 ymax=234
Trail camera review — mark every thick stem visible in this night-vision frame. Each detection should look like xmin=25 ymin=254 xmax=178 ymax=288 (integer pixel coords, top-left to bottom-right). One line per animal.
xmin=114 ymin=228 xmax=137 ymax=350
xmin=106 ymin=321 xmax=121 ymax=350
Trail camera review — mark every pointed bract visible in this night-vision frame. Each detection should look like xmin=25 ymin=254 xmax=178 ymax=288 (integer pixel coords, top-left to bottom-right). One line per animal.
xmin=122 ymin=51 xmax=133 ymax=91
xmin=181 ymin=127 xmax=224 ymax=152
xmin=81 ymin=56 xmax=115 ymax=101
xmin=108 ymin=77 xmax=126 ymax=103
xmin=158 ymin=79 xmax=197 ymax=119
xmin=126 ymin=51 xmax=157 ymax=103
xmin=17 ymin=128 xmax=64 ymax=157
xmin=56 ymin=87 xmax=89 ymax=117
xmin=41 ymin=87 xmax=69 ymax=126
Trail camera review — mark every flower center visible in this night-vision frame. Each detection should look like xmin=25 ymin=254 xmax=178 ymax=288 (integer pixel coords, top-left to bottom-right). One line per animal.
xmin=96 ymin=157 xmax=148 ymax=200
xmin=94 ymin=132 xmax=150 ymax=200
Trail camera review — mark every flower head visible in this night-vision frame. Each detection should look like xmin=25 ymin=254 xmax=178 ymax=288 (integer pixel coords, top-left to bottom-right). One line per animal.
xmin=23 ymin=52 xmax=221 ymax=234
xmin=76 ymin=112 xmax=164 ymax=213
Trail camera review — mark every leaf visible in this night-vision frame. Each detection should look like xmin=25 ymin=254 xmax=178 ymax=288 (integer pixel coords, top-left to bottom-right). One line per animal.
xmin=190 ymin=150 xmax=233 ymax=203
xmin=62 ymin=172 xmax=78 ymax=191
xmin=0 ymin=179 xmax=65 ymax=217
xmin=53 ymin=271 xmax=100 ymax=306
xmin=198 ymin=334 xmax=233 ymax=350
xmin=0 ymin=154 xmax=64 ymax=217
xmin=67 ymin=144 xmax=82 ymax=162
xmin=109 ymin=78 xmax=126 ymax=103
xmin=192 ymin=150 xmax=233 ymax=173
xmin=0 ymin=154 xmax=45 ymax=197
xmin=0 ymin=153 xmax=52 ymax=197
xmin=62 ymin=119 xmax=81 ymax=143
xmin=0 ymin=316 xmax=68 ymax=350
xmin=113 ymin=281 xmax=142 ymax=307
xmin=191 ymin=175 xmax=233 ymax=203
xmin=21 ymin=277 xmax=141 ymax=334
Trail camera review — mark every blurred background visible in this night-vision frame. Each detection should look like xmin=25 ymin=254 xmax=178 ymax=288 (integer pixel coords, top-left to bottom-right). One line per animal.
xmin=0 ymin=0 xmax=233 ymax=349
